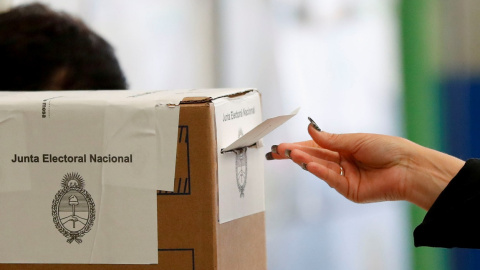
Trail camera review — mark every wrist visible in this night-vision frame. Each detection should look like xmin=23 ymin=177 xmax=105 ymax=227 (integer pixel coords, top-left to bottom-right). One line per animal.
xmin=406 ymin=145 xmax=465 ymax=210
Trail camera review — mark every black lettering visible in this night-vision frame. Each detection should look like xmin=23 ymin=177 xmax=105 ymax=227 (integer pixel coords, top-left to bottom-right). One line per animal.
xmin=223 ymin=113 xmax=231 ymax=122
xmin=12 ymin=154 xmax=39 ymax=163
xmin=41 ymin=102 xmax=47 ymax=118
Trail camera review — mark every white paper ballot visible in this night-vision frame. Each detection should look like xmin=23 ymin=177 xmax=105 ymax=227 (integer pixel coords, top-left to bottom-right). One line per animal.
xmin=221 ymin=108 xmax=299 ymax=153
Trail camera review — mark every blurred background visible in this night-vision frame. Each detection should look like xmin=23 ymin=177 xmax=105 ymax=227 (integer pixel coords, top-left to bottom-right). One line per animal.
xmin=1 ymin=0 xmax=479 ymax=269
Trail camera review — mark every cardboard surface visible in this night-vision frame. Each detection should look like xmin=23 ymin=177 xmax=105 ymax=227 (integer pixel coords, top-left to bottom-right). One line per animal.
xmin=159 ymin=100 xmax=267 ymax=269
xmin=218 ymin=212 xmax=266 ymax=270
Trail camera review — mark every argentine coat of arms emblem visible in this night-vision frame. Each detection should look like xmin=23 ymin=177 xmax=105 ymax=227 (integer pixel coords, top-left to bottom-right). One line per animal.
xmin=52 ymin=172 xmax=95 ymax=244
xmin=234 ymin=130 xmax=248 ymax=198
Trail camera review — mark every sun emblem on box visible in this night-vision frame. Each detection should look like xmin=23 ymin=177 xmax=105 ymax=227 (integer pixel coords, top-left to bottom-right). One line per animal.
xmin=234 ymin=130 xmax=247 ymax=198
xmin=52 ymin=172 xmax=95 ymax=244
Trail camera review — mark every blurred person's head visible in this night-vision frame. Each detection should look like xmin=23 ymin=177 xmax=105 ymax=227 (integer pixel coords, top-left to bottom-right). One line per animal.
xmin=0 ymin=3 xmax=127 ymax=90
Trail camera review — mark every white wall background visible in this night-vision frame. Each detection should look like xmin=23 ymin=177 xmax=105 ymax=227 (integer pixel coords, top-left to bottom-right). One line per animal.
xmin=215 ymin=1 xmax=409 ymax=270
xmin=1 ymin=1 xmax=410 ymax=269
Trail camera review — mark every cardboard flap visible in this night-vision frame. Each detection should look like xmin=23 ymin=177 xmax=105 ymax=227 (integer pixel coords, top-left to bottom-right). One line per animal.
xmin=221 ymin=108 xmax=300 ymax=153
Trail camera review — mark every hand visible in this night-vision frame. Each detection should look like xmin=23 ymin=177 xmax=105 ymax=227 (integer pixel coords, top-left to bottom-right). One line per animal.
xmin=266 ymin=119 xmax=465 ymax=210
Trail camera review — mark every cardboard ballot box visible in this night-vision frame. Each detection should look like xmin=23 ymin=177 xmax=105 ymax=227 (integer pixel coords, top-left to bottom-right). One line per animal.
xmin=0 ymin=88 xmax=295 ymax=269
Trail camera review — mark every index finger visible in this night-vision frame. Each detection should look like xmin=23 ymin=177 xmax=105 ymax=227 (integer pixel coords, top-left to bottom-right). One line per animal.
xmin=267 ymin=142 xmax=340 ymax=162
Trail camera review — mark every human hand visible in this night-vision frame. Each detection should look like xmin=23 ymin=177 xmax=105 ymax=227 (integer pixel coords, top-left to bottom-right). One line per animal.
xmin=266 ymin=118 xmax=465 ymax=210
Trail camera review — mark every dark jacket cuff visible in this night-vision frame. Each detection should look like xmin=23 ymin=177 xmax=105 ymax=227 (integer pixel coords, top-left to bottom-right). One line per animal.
xmin=414 ymin=158 xmax=480 ymax=248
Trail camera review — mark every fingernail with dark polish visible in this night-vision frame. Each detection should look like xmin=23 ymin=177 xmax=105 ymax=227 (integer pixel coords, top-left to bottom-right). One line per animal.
xmin=271 ymin=145 xmax=279 ymax=154
xmin=300 ymin=163 xmax=308 ymax=171
xmin=265 ymin=152 xmax=274 ymax=160
xmin=308 ymin=117 xmax=321 ymax=132
xmin=285 ymin=149 xmax=292 ymax=159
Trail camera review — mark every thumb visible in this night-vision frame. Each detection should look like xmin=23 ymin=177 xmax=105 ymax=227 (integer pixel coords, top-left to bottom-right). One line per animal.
xmin=307 ymin=119 xmax=361 ymax=153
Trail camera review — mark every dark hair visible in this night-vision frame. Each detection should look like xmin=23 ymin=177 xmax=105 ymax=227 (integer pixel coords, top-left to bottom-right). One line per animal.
xmin=0 ymin=3 xmax=127 ymax=90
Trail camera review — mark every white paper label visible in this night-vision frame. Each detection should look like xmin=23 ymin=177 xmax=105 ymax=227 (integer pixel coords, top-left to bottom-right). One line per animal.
xmin=0 ymin=92 xmax=181 ymax=264
xmin=213 ymin=91 xmax=265 ymax=224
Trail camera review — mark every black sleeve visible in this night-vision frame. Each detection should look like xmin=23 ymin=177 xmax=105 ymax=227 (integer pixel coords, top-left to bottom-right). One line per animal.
xmin=414 ymin=159 xmax=480 ymax=249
